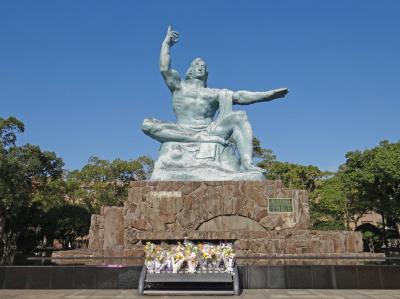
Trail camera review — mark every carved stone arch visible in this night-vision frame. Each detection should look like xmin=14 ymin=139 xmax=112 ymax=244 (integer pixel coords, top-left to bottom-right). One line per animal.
xmin=196 ymin=215 xmax=267 ymax=232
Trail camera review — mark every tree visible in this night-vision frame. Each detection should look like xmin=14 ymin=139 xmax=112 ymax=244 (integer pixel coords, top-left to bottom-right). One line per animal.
xmin=0 ymin=117 xmax=24 ymax=262
xmin=42 ymin=205 xmax=91 ymax=249
xmin=0 ymin=117 xmax=64 ymax=264
xmin=0 ymin=116 xmax=154 ymax=263
xmin=340 ymin=140 xmax=400 ymax=246
xmin=253 ymin=137 xmax=276 ymax=165
xmin=66 ymin=156 xmax=154 ymax=212
xmin=0 ymin=117 xmax=24 ymax=148
xmin=32 ymin=177 xmax=68 ymax=211
xmin=266 ymin=162 xmax=327 ymax=193
xmin=309 ymin=175 xmax=348 ymax=230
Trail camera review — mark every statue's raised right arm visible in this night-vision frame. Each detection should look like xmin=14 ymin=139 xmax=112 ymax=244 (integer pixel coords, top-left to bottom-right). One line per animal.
xmin=160 ymin=26 xmax=181 ymax=92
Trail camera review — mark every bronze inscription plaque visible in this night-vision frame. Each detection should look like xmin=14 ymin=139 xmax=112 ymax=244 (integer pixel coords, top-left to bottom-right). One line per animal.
xmin=268 ymin=198 xmax=294 ymax=213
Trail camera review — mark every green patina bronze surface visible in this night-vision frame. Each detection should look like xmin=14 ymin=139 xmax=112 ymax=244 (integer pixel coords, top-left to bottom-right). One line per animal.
xmin=268 ymin=198 xmax=294 ymax=213
xmin=142 ymin=26 xmax=288 ymax=181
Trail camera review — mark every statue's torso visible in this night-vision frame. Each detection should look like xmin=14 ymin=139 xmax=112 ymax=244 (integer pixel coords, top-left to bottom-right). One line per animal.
xmin=172 ymin=82 xmax=219 ymax=126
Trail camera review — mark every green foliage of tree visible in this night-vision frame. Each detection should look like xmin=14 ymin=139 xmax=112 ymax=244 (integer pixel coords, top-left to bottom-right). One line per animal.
xmin=0 ymin=116 xmax=24 ymax=148
xmin=340 ymin=140 xmax=400 ymax=244
xmin=310 ymin=175 xmax=347 ymax=230
xmin=32 ymin=178 xmax=68 ymax=211
xmin=0 ymin=116 xmax=156 ymax=263
xmin=253 ymin=137 xmax=276 ymax=165
xmin=14 ymin=203 xmax=45 ymax=254
xmin=66 ymin=156 xmax=154 ymax=212
xmin=266 ymin=162 xmax=327 ymax=193
xmin=42 ymin=205 xmax=91 ymax=249
xmin=0 ymin=117 xmax=64 ymax=264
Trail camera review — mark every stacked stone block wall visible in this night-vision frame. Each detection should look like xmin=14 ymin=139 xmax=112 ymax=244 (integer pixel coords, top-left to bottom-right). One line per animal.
xmin=87 ymin=180 xmax=363 ymax=262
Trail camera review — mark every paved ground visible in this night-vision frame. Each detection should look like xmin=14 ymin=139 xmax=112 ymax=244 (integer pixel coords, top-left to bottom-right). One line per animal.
xmin=1 ymin=289 xmax=400 ymax=299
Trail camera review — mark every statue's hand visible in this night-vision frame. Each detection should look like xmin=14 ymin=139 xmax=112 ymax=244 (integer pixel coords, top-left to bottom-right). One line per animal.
xmin=272 ymin=88 xmax=289 ymax=98
xmin=164 ymin=25 xmax=179 ymax=46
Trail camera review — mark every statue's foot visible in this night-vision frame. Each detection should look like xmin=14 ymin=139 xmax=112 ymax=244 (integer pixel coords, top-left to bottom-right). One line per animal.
xmin=196 ymin=133 xmax=229 ymax=146
xmin=242 ymin=161 xmax=266 ymax=173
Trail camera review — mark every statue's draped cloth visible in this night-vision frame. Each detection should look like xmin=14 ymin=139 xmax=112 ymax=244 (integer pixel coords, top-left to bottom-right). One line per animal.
xmin=149 ymin=90 xmax=264 ymax=181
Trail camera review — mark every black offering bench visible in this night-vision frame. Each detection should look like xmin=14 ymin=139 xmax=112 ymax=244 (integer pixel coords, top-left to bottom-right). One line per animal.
xmin=138 ymin=265 xmax=240 ymax=296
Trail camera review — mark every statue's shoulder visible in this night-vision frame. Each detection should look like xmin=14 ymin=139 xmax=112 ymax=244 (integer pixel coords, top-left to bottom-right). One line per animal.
xmin=205 ymin=87 xmax=222 ymax=97
xmin=206 ymin=87 xmax=234 ymax=99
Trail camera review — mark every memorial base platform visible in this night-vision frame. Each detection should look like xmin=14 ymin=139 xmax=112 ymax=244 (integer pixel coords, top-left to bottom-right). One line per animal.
xmin=74 ymin=180 xmax=371 ymax=265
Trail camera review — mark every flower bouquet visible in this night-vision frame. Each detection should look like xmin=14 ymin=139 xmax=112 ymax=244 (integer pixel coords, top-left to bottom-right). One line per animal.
xmin=210 ymin=245 xmax=224 ymax=271
xmin=184 ymin=240 xmax=199 ymax=273
xmin=143 ymin=242 xmax=156 ymax=273
xmin=222 ymin=245 xmax=236 ymax=273
xmin=198 ymin=243 xmax=212 ymax=271
xmin=154 ymin=246 xmax=167 ymax=273
xmin=186 ymin=252 xmax=198 ymax=273
xmin=175 ymin=241 xmax=185 ymax=252
xmin=172 ymin=251 xmax=185 ymax=273
xmin=165 ymin=251 xmax=173 ymax=273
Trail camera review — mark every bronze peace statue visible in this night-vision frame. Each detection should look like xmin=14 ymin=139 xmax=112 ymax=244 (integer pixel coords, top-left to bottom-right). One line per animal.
xmin=142 ymin=26 xmax=288 ymax=181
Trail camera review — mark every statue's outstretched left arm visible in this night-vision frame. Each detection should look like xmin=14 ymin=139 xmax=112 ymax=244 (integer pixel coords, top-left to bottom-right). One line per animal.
xmin=232 ymin=88 xmax=288 ymax=105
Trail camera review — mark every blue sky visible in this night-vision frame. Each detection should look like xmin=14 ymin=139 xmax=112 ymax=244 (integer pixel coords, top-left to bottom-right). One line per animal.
xmin=1 ymin=1 xmax=399 ymax=171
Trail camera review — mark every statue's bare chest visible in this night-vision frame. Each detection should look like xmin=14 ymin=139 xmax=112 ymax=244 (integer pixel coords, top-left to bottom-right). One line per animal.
xmin=173 ymin=86 xmax=218 ymax=115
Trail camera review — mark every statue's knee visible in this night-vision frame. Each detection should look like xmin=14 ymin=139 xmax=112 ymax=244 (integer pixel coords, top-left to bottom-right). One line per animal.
xmin=232 ymin=111 xmax=248 ymax=122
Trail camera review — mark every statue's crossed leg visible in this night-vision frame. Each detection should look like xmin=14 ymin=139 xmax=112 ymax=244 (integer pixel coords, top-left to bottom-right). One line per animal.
xmin=142 ymin=111 xmax=264 ymax=172
xmin=142 ymin=118 xmax=228 ymax=145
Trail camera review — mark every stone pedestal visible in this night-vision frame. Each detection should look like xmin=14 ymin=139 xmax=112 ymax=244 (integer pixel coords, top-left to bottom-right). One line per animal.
xmin=86 ymin=180 xmax=365 ymax=264
xmin=124 ymin=180 xmax=309 ymax=232
xmin=151 ymin=142 xmax=264 ymax=181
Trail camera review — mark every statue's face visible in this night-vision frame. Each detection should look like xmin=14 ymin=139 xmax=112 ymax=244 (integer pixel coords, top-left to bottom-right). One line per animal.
xmin=192 ymin=60 xmax=207 ymax=78
xmin=186 ymin=58 xmax=208 ymax=82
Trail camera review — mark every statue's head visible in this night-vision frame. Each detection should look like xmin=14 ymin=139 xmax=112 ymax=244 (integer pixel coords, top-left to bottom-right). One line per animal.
xmin=185 ymin=57 xmax=208 ymax=86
